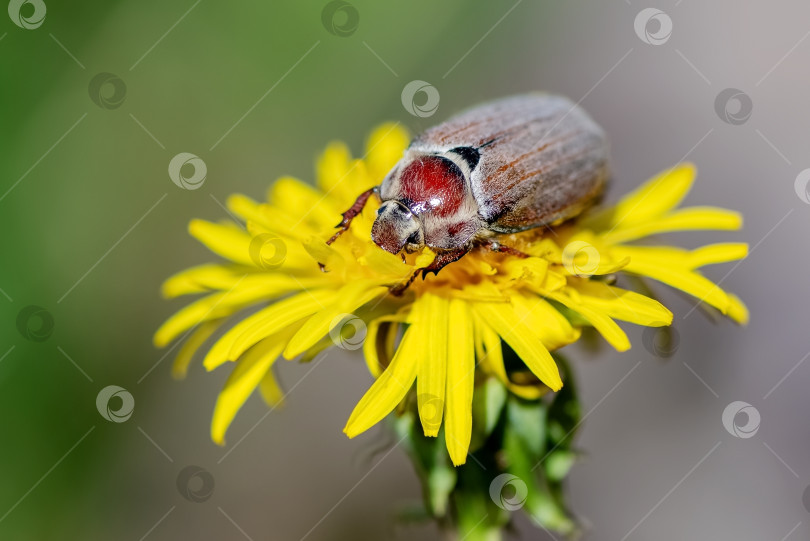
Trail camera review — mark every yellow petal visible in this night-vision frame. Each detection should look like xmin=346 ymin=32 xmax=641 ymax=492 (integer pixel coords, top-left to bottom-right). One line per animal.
xmin=316 ymin=141 xmax=353 ymax=194
xmin=283 ymin=282 xmax=387 ymax=358
xmin=585 ymin=163 xmax=695 ymax=229
xmin=686 ymin=243 xmax=748 ymax=269
xmin=416 ymin=293 xmax=449 ymax=437
xmin=472 ymin=293 xmax=562 ymax=391
xmin=547 ymin=291 xmax=631 ymax=351
xmin=619 ymin=252 xmax=732 ymax=314
xmin=302 ymin=236 xmax=345 ymax=272
xmin=172 ymin=319 xmax=224 ymax=379
xmin=189 ymin=219 xmax=254 ymax=265
xmin=501 ymin=257 xmax=549 ymax=285
xmin=476 ymin=318 xmax=544 ymax=400
xmin=600 ymin=207 xmax=742 ymax=243
xmin=161 ymin=264 xmax=242 ymax=298
xmin=365 ymin=122 xmax=410 ymax=181
xmin=203 ymin=289 xmax=337 ymax=370
xmin=726 ymin=293 xmax=749 ymax=325
xmin=155 ymin=291 xmax=242 ymax=348
xmin=363 ymin=315 xmax=406 ymax=378
xmin=356 ymin=246 xmax=414 ymax=279
xmin=344 ymin=322 xmax=420 ymax=438
xmin=258 ymin=369 xmax=284 ymax=407
xmin=154 ymin=277 xmax=305 ymax=347
xmin=563 ymin=280 xmax=673 ymax=327
xmin=226 ymin=194 xmax=270 ymax=229
xmin=612 ymin=244 xmax=747 ymax=272
xmin=267 ymin=176 xmax=337 ymax=230
xmin=211 ymin=336 xmax=285 ymax=444
xmin=444 ymin=299 xmax=474 ymax=465
xmin=510 ymin=293 xmax=580 ymax=350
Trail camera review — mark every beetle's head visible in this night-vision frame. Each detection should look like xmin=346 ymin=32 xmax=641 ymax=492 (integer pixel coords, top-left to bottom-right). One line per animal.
xmin=371 ymin=200 xmax=424 ymax=254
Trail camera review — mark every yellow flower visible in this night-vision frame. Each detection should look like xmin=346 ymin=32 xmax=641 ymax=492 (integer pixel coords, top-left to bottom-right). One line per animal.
xmin=155 ymin=123 xmax=747 ymax=466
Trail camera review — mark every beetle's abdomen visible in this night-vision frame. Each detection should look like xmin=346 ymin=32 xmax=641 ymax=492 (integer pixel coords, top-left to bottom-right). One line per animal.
xmin=399 ymin=156 xmax=466 ymax=218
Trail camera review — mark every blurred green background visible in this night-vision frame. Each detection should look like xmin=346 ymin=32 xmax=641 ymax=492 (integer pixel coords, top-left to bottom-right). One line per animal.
xmin=2 ymin=1 xmax=809 ymax=539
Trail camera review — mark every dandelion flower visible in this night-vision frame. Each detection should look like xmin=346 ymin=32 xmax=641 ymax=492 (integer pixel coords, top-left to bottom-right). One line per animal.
xmin=155 ymin=122 xmax=747 ymax=467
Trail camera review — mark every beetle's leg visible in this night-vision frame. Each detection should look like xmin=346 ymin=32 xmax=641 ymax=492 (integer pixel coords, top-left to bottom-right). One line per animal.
xmin=319 ymin=187 xmax=377 ymax=272
xmin=389 ymin=269 xmax=420 ymax=297
xmin=389 ymin=247 xmax=470 ymax=296
xmin=326 ymin=186 xmax=377 ymax=246
xmin=483 ymin=239 xmax=529 ymax=259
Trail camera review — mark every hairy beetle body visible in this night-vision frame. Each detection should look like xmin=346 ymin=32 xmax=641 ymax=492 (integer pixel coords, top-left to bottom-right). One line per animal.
xmin=327 ymin=93 xmax=610 ymax=287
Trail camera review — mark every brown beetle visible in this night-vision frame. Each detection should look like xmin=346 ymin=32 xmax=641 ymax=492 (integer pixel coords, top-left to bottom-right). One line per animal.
xmin=326 ymin=94 xmax=609 ymax=291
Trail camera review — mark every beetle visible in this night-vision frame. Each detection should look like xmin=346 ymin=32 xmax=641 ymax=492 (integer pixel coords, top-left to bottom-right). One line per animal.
xmin=325 ymin=93 xmax=609 ymax=292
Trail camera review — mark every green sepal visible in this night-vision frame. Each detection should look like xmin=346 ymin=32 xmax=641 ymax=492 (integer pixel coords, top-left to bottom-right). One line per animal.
xmin=505 ymin=395 xmax=546 ymax=457
xmin=392 ymin=410 xmax=457 ymax=518
xmin=469 ymin=377 xmax=507 ymax=452
xmin=502 ymin=398 xmax=576 ymax=535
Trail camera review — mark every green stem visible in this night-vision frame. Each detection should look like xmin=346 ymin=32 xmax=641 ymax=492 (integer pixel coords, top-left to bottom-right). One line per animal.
xmin=395 ymin=353 xmax=582 ymax=540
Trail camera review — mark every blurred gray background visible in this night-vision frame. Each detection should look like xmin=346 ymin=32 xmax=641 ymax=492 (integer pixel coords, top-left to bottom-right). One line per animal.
xmin=1 ymin=1 xmax=808 ymax=539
